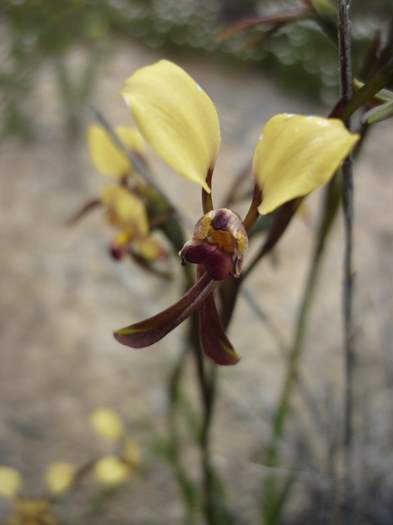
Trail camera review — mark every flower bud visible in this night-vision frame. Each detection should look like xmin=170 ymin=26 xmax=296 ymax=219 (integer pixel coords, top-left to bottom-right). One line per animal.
xmin=180 ymin=208 xmax=248 ymax=281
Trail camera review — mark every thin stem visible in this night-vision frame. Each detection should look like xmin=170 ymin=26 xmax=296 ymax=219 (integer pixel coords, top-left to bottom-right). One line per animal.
xmin=243 ymin=182 xmax=262 ymax=233
xmin=337 ymin=0 xmax=355 ymax=516
xmin=202 ymin=168 xmax=214 ymax=213
xmin=195 ymin=266 xmax=220 ymax=524
xmin=201 ymin=364 xmax=219 ymax=525
xmin=218 ymin=7 xmax=311 ymax=40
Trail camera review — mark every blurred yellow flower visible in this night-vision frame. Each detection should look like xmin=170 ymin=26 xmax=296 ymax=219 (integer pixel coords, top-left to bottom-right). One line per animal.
xmin=122 ymin=439 xmax=141 ymax=469
xmin=94 ymin=456 xmax=130 ymax=486
xmin=88 ymin=125 xmax=145 ymax=178
xmin=44 ymin=462 xmax=76 ymax=495
xmin=101 ymin=186 xmax=149 ymax=238
xmin=0 ymin=466 xmax=22 ymax=499
xmin=90 ymin=407 xmax=124 ymax=441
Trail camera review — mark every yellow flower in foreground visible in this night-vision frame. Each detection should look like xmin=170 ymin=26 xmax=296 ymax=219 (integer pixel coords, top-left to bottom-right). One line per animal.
xmin=114 ymin=60 xmax=360 ymax=367
xmin=44 ymin=462 xmax=76 ymax=495
xmin=101 ymin=186 xmax=149 ymax=238
xmin=88 ymin=125 xmax=145 ymax=178
xmin=122 ymin=60 xmax=220 ymax=192
xmin=253 ymin=114 xmax=359 ymax=214
xmin=0 ymin=466 xmax=22 ymax=499
xmin=122 ymin=439 xmax=141 ymax=469
xmin=94 ymin=456 xmax=130 ymax=486
xmin=90 ymin=407 xmax=124 ymax=441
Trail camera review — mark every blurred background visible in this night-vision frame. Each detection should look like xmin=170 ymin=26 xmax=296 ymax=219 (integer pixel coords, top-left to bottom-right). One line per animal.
xmin=1 ymin=0 xmax=393 ymax=523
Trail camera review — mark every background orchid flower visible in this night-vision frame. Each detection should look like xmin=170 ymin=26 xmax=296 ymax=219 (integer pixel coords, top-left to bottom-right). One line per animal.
xmin=115 ymin=59 xmax=359 ymax=365
xmin=69 ymin=124 xmax=167 ymax=266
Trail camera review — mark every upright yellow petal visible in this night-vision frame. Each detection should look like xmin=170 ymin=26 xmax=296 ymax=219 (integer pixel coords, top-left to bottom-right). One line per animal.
xmin=121 ymin=60 xmax=221 ymax=192
xmin=253 ymin=114 xmax=359 ymax=214
xmin=0 ymin=466 xmax=22 ymax=498
xmin=45 ymin=462 xmax=76 ymax=495
xmin=101 ymin=186 xmax=149 ymax=237
xmin=88 ymin=125 xmax=145 ymax=178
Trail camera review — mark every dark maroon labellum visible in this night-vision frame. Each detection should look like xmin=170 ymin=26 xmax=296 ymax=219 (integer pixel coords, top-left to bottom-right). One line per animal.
xmin=180 ymin=240 xmax=233 ymax=281
xmin=109 ymin=241 xmax=128 ymax=261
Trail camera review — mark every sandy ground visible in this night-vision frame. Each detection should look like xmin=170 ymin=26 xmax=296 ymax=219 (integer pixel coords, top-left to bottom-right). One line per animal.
xmin=1 ymin=41 xmax=393 ymax=523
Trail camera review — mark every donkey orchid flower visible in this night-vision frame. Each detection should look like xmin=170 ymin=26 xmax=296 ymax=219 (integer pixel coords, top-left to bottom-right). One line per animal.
xmin=70 ymin=124 xmax=166 ymax=264
xmin=114 ymin=60 xmax=359 ymax=365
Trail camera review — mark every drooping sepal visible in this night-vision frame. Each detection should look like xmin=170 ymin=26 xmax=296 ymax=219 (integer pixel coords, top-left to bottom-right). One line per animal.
xmin=199 ymin=293 xmax=240 ymax=366
xmin=114 ymin=272 xmax=215 ymax=348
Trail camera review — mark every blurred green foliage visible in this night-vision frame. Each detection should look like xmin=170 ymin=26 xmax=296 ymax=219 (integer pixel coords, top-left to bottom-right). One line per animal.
xmin=0 ymin=0 xmax=391 ymax=140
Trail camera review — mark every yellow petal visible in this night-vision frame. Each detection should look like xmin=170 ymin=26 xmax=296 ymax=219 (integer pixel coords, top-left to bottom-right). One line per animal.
xmin=90 ymin=407 xmax=124 ymax=441
xmin=88 ymin=125 xmax=145 ymax=178
xmin=94 ymin=456 xmax=130 ymax=486
xmin=101 ymin=186 xmax=149 ymax=237
xmin=121 ymin=60 xmax=221 ymax=192
xmin=0 ymin=466 xmax=22 ymax=499
xmin=253 ymin=114 xmax=359 ymax=214
xmin=45 ymin=462 xmax=76 ymax=495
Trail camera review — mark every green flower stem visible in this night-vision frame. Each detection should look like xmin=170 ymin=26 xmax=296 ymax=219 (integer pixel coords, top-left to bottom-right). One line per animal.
xmin=167 ymin=342 xmax=200 ymax=523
